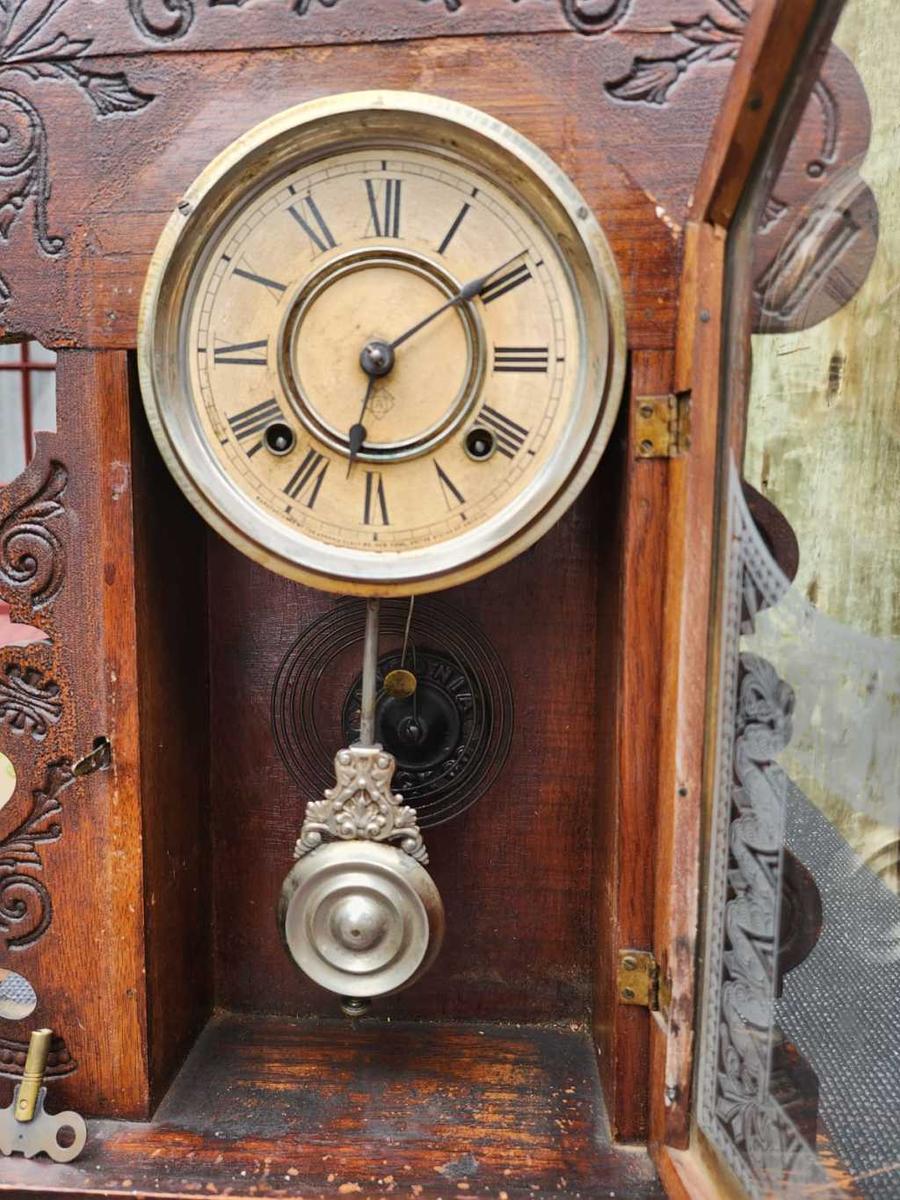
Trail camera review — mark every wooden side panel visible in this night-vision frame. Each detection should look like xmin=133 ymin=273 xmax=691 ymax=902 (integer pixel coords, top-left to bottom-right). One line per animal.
xmin=651 ymin=221 xmax=725 ymax=1150
xmin=593 ymin=349 xmax=672 ymax=1141
xmin=0 ymin=352 xmax=150 ymax=1118
xmin=129 ymin=365 xmax=213 ymax=1110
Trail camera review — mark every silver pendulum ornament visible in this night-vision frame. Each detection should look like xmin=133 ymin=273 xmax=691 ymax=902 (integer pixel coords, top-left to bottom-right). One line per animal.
xmin=278 ymin=598 xmax=445 ymax=1010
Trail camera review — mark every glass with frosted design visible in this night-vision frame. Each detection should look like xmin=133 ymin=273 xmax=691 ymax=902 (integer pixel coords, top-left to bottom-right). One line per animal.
xmin=696 ymin=2 xmax=900 ymax=1197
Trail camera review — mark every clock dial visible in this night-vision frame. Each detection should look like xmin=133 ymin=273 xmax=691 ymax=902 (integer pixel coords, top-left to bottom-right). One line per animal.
xmin=140 ymin=92 xmax=625 ymax=593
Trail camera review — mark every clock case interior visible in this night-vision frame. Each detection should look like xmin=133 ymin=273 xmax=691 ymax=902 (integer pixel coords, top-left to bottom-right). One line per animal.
xmin=0 ymin=3 xmax=862 ymax=1196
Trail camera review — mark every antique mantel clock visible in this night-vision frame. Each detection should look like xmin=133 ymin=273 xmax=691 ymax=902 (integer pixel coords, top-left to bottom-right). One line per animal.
xmin=139 ymin=91 xmax=625 ymax=1002
xmin=0 ymin=1 xmax=874 ymax=1197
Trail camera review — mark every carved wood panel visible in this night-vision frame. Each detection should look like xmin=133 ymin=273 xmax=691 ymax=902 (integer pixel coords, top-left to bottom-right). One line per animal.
xmin=0 ymin=354 xmax=152 ymax=1120
xmin=0 ymin=1 xmax=875 ymax=349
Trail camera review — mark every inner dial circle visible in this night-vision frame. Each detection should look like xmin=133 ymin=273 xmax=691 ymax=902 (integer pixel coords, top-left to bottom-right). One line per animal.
xmin=281 ymin=249 xmax=482 ymax=462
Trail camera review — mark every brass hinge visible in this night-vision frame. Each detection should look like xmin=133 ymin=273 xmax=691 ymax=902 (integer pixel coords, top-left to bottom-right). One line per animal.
xmin=634 ymin=392 xmax=691 ymax=459
xmin=618 ymin=949 xmax=668 ymax=1012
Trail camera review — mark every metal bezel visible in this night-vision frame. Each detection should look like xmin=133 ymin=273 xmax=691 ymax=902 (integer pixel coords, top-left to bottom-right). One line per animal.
xmin=138 ymin=91 xmax=626 ymax=595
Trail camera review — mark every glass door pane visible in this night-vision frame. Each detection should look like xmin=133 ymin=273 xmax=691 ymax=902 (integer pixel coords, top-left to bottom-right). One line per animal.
xmin=696 ymin=3 xmax=900 ymax=1196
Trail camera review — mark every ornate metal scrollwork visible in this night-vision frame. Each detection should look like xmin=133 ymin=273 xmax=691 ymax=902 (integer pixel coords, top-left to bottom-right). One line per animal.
xmin=296 ymin=745 xmax=428 ymax=865
xmin=0 ymin=461 xmax=68 ymax=610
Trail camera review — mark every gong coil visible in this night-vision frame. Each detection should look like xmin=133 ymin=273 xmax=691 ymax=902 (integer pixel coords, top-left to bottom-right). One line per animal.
xmin=272 ymin=597 xmax=513 ymax=827
xmin=279 ymin=841 xmax=445 ymax=998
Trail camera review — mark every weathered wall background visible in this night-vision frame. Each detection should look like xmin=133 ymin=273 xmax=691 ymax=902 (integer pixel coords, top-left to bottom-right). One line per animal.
xmin=745 ymin=0 xmax=899 ymax=886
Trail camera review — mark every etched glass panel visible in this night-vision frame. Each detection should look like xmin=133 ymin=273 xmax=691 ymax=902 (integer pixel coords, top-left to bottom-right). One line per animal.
xmin=697 ymin=2 xmax=900 ymax=1196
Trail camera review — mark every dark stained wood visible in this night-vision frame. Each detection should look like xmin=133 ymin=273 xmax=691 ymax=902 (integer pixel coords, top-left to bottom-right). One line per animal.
xmin=692 ymin=0 xmax=831 ymax=227
xmin=208 ymin=475 xmax=608 ymax=1025
xmin=42 ymin=0 xmax=589 ymax=54
xmin=0 ymin=33 xmax=683 ymax=352
xmin=128 ymin=364 xmax=213 ymax=1109
xmin=0 ymin=1013 xmax=664 ymax=1199
xmin=0 ymin=3 xmax=878 ymax=1186
xmin=0 ymin=353 xmax=151 ymax=1119
xmin=592 ymin=350 xmax=671 ymax=1143
xmin=650 ymin=220 xmax=724 ymax=1152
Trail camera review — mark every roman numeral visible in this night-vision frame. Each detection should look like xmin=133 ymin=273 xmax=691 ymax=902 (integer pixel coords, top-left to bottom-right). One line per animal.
xmin=227 ymin=398 xmax=283 ymax=455
xmin=478 ymin=405 xmax=529 ymax=458
xmin=493 ymin=346 xmax=549 ymax=373
xmin=232 ymin=264 xmax=287 ymax=300
xmin=438 ymin=202 xmax=471 ymax=255
xmin=213 ymin=339 xmax=268 ymax=367
xmin=363 ymin=472 xmax=390 ymax=526
xmin=288 ymin=193 xmax=337 ymax=254
xmin=434 ymin=461 xmax=465 ymax=509
xmin=365 ymin=178 xmax=402 ymax=238
xmin=284 ymin=448 xmax=329 ymax=508
xmin=480 ymin=263 xmax=532 ymax=305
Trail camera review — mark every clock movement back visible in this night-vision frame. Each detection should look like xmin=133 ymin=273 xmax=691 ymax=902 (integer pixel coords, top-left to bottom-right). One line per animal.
xmin=0 ymin=1 xmax=890 ymax=1198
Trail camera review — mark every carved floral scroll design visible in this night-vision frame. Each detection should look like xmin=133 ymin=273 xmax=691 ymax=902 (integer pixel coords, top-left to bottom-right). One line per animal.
xmin=697 ymin=467 xmax=827 ymax=1198
xmin=0 ymin=663 xmax=61 ymax=739
xmin=0 ymin=757 xmax=74 ymax=950
xmin=131 ymin=0 xmax=631 ymax=39
xmin=0 ymin=0 xmax=152 ymax=305
xmin=128 ymin=0 xmax=255 ymax=42
xmin=293 ymin=0 xmax=631 ymax=32
xmin=606 ymin=1 xmax=748 ymax=106
xmin=0 ymin=461 xmax=68 ymax=610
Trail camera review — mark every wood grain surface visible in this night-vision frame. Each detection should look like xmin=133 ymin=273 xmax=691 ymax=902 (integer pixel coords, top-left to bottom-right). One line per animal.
xmin=0 ymin=353 xmax=151 ymax=1119
xmin=0 ymin=1012 xmax=664 ymax=1199
xmin=0 ymin=33 xmax=682 ymax=352
xmin=208 ymin=473 xmax=608 ymax=1025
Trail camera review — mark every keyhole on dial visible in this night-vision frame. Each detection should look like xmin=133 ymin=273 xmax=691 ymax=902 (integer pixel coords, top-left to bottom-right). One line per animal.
xmin=465 ymin=426 xmax=496 ymax=461
xmin=264 ymin=421 xmax=297 ymax=456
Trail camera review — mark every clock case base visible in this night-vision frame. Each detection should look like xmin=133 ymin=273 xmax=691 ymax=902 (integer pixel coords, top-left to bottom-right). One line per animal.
xmin=1 ymin=1013 xmax=663 ymax=1199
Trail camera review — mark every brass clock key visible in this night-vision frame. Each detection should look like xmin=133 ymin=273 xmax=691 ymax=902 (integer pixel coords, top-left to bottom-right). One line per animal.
xmin=0 ymin=1030 xmax=87 ymax=1164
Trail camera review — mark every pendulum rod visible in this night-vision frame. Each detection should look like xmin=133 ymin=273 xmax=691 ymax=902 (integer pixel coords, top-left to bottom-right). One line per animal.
xmin=359 ymin=597 xmax=381 ymax=747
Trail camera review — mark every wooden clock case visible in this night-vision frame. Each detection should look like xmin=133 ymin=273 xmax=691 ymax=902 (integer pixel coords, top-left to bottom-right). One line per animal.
xmin=0 ymin=1 xmax=872 ymax=1196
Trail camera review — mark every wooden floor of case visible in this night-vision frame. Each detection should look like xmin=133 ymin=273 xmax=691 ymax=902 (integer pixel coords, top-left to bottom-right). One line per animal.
xmin=0 ymin=1013 xmax=663 ymax=1199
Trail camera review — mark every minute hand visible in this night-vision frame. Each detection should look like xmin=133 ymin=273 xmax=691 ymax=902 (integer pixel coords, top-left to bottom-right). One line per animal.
xmin=388 ymin=252 xmax=524 ymax=352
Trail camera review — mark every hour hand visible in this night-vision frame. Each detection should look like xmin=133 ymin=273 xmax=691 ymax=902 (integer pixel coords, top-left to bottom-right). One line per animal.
xmin=346 ymin=376 xmax=375 ymax=477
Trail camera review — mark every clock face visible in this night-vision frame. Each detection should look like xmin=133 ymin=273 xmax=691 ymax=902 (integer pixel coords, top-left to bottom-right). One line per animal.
xmin=140 ymin=92 xmax=625 ymax=594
